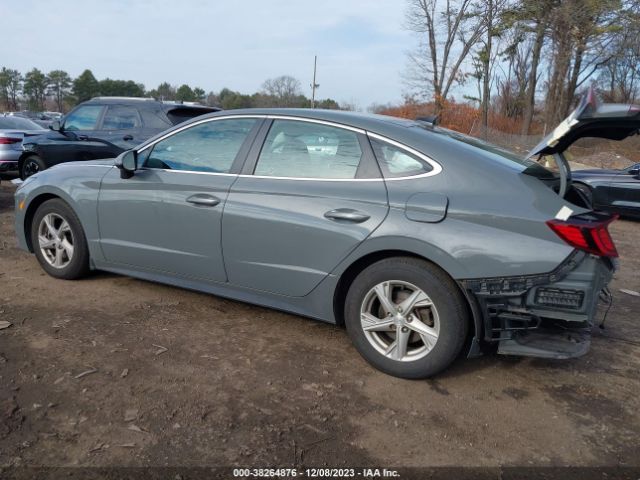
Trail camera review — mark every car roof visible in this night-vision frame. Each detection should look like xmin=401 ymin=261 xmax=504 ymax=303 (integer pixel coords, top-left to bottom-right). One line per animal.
xmin=135 ymin=106 xmax=541 ymax=180
xmin=84 ymin=97 xmax=219 ymax=112
xmin=200 ymin=108 xmax=422 ymax=137
xmin=85 ymin=97 xmax=158 ymax=104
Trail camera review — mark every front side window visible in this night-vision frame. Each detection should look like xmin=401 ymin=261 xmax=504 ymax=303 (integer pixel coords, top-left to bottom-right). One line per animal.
xmin=143 ymin=118 xmax=257 ymax=173
xmin=370 ymin=138 xmax=432 ymax=178
xmin=64 ymin=105 xmax=103 ymax=131
xmin=254 ymin=120 xmax=363 ymax=179
xmin=102 ymin=106 xmax=141 ymax=130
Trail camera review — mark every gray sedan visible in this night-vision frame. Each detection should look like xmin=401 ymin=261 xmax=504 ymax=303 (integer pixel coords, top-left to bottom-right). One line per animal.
xmin=13 ymin=97 xmax=631 ymax=378
xmin=0 ymin=115 xmax=47 ymax=173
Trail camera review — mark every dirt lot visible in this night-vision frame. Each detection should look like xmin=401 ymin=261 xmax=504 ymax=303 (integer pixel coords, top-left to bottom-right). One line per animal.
xmin=0 ymin=180 xmax=639 ymax=471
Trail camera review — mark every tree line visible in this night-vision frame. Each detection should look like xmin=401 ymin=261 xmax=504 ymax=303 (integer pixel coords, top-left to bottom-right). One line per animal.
xmin=403 ymin=0 xmax=640 ymax=134
xmin=0 ymin=68 xmax=341 ymax=113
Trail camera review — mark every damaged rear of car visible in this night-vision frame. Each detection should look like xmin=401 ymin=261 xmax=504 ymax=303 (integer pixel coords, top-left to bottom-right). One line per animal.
xmin=12 ymin=96 xmax=634 ymax=378
xmin=460 ymin=88 xmax=638 ymax=359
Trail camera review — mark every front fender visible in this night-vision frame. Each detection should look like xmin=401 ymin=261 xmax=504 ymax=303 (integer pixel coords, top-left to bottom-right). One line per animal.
xmin=16 ymin=180 xmax=64 ymax=251
xmin=14 ymin=165 xmax=111 ymax=262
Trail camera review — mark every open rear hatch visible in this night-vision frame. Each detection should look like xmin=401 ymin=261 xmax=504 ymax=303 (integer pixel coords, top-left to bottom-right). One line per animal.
xmin=526 ymin=87 xmax=640 ymax=200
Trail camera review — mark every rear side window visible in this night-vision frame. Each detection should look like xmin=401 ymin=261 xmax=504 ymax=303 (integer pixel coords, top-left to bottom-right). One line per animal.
xmin=254 ymin=120 xmax=363 ymax=179
xmin=143 ymin=118 xmax=257 ymax=173
xmin=166 ymin=108 xmax=210 ymax=125
xmin=140 ymin=108 xmax=172 ymax=129
xmin=64 ymin=105 xmax=103 ymax=131
xmin=370 ymin=138 xmax=432 ymax=178
xmin=102 ymin=106 xmax=141 ymax=130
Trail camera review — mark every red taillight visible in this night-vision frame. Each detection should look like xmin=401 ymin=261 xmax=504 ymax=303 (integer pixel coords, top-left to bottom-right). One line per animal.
xmin=547 ymin=214 xmax=618 ymax=257
xmin=0 ymin=137 xmax=22 ymax=144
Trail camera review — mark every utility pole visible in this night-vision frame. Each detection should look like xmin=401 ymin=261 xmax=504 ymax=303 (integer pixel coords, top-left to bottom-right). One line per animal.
xmin=310 ymin=55 xmax=319 ymax=109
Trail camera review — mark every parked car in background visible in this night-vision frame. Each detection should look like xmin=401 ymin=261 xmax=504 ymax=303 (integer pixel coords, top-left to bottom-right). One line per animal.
xmin=0 ymin=115 xmax=47 ymax=173
xmin=569 ymin=163 xmax=640 ymax=219
xmin=5 ymin=111 xmax=52 ymax=128
xmin=42 ymin=111 xmax=63 ymax=120
xmin=14 ymin=89 xmax=631 ymax=378
xmin=18 ymin=97 xmax=220 ymax=179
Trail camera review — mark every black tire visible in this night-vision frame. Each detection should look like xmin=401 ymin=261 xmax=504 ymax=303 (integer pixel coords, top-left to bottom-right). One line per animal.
xmin=31 ymin=199 xmax=90 ymax=280
xmin=21 ymin=155 xmax=47 ymax=180
xmin=344 ymin=257 xmax=469 ymax=379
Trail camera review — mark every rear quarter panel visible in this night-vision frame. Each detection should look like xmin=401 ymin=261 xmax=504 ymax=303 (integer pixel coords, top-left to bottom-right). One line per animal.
xmin=339 ymin=126 xmax=582 ymax=280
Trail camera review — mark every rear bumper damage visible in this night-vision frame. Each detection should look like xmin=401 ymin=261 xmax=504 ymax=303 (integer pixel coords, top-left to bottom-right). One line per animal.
xmin=461 ymin=250 xmax=615 ymax=359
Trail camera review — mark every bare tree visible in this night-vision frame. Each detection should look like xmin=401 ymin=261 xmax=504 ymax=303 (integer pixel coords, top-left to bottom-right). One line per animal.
xmin=405 ymin=0 xmax=486 ymax=115
xmin=514 ymin=0 xmax=554 ymax=134
xmin=494 ymin=24 xmax=533 ymax=119
xmin=261 ymin=75 xmax=302 ymax=107
xmin=598 ymin=1 xmax=640 ymax=102
xmin=477 ymin=0 xmax=510 ymax=130
xmin=544 ymin=0 xmax=621 ymax=126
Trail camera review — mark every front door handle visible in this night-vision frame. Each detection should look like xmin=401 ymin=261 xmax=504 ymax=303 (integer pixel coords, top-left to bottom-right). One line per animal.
xmin=186 ymin=194 xmax=221 ymax=207
xmin=324 ymin=208 xmax=370 ymax=223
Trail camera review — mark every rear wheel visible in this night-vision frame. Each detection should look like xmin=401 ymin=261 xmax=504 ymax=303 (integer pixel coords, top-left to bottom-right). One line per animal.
xmin=31 ymin=199 xmax=90 ymax=280
xmin=344 ymin=257 xmax=468 ymax=378
xmin=21 ymin=155 xmax=46 ymax=179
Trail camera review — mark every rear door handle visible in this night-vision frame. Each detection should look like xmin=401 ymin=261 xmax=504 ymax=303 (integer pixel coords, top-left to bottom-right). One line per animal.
xmin=123 ymin=134 xmax=133 ymax=141
xmin=324 ymin=208 xmax=370 ymax=223
xmin=186 ymin=194 xmax=221 ymax=207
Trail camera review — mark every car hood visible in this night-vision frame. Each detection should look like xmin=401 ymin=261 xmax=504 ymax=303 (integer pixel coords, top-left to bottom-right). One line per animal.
xmin=528 ymin=87 xmax=640 ymax=157
xmin=51 ymin=158 xmax=115 ymax=169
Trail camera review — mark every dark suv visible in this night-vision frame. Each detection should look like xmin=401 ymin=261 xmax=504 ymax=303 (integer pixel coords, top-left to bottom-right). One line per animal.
xmin=19 ymin=97 xmax=220 ymax=179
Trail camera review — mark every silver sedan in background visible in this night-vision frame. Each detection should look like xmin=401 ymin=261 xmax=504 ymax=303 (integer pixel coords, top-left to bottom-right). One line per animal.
xmin=0 ymin=115 xmax=47 ymax=173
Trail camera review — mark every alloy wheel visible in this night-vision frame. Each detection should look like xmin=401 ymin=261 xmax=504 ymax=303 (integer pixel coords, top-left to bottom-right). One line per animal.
xmin=360 ymin=280 xmax=440 ymax=362
xmin=37 ymin=213 xmax=74 ymax=269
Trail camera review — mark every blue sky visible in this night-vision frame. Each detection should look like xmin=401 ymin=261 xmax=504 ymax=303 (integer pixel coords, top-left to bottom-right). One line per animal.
xmin=2 ymin=0 xmax=416 ymax=108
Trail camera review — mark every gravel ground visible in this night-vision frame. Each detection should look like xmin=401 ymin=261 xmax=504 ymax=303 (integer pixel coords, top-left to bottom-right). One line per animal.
xmin=0 ymin=180 xmax=639 ymax=471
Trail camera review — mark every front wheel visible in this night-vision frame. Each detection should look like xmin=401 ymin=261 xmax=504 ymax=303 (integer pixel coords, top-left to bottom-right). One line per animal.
xmin=21 ymin=155 xmax=47 ymax=179
xmin=31 ymin=199 xmax=90 ymax=280
xmin=344 ymin=257 xmax=469 ymax=378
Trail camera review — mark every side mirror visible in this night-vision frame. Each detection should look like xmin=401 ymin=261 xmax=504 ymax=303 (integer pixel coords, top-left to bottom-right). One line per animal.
xmin=115 ymin=150 xmax=137 ymax=179
xmin=49 ymin=120 xmax=61 ymax=131
xmin=628 ymin=164 xmax=640 ymax=176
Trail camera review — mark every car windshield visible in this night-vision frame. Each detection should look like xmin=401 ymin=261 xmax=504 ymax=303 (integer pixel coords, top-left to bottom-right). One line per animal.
xmin=417 ymin=125 xmax=555 ymax=179
xmin=0 ymin=116 xmax=44 ymax=130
